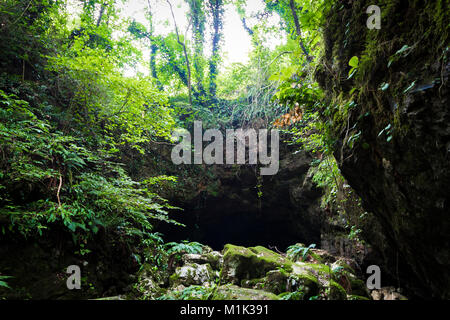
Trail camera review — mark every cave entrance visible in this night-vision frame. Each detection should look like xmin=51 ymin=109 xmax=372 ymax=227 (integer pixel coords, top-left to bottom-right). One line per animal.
xmin=157 ymin=205 xmax=321 ymax=252
xmin=157 ymin=141 xmax=323 ymax=251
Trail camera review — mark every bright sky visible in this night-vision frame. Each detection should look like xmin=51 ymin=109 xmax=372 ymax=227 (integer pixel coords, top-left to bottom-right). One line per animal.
xmin=120 ymin=0 xmax=283 ymax=66
xmin=68 ymin=0 xmax=284 ymax=72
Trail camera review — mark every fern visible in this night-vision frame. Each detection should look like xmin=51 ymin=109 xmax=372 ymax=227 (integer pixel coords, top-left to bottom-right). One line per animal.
xmin=0 ymin=275 xmax=12 ymax=289
xmin=165 ymin=240 xmax=204 ymax=256
xmin=286 ymin=243 xmax=316 ymax=262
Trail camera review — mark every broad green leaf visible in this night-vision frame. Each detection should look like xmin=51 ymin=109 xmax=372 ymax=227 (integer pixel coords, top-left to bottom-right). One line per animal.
xmin=349 ymin=56 xmax=359 ymax=68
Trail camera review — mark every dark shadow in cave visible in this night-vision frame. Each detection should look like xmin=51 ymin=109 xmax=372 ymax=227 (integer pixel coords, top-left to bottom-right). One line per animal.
xmin=158 ymin=207 xmax=321 ymax=252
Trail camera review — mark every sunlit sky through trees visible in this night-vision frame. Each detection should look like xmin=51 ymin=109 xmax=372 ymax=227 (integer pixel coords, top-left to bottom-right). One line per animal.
xmin=68 ymin=0 xmax=285 ymax=76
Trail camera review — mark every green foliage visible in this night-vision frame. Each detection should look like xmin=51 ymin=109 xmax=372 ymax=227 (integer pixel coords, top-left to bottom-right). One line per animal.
xmin=178 ymin=285 xmax=215 ymax=300
xmin=157 ymin=284 xmax=215 ymax=300
xmin=0 ymin=0 xmax=181 ymax=250
xmin=348 ymin=225 xmax=362 ymax=241
xmin=310 ymin=156 xmax=342 ymax=208
xmin=46 ymin=38 xmax=175 ymax=153
xmin=279 ymin=290 xmax=305 ymax=300
xmin=166 ymin=240 xmax=204 ymax=256
xmin=140 ymin=232 xmax=167 ymax=268
xmin=348 ymin=56 xmax=359 ymax=79
xmin=286 ymin=243 xmax=316 ymax=262
xmin=0 ymin=88 xmax=180 ymax=241
xmin=0 ymin=275 xmax=12 ymax=289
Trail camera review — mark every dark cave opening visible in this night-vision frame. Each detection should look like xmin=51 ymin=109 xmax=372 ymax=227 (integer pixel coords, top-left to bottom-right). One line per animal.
xmin=157 ymin=206 xmax=321 ymax=252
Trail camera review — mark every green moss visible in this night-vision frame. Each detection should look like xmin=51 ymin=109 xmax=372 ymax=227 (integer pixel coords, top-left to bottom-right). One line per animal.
xmin=249 ymin=246 xmax=294 ymax=272
xmin=169 ymin=273 xmax=181 ymax=287
xmin=204 ymin=252 xmax=222 ymax=270
xmin=308 ymin=252 xmax=323 ymax=263
xmin=292 ymin=272 xmax=319 ymax=286
xmin=319 ymin=0 xmax=449 ymax=154
xmin=333 ymin=259 xmax=356 ymax=275
xmin=298 ymin=262 xmax=332 ymax=275
xmin=223 ymin=244 xmax=253 ymax=259
xmin=240 ymin=277 xmax=266 ymax=289
xmin=264 ymin=270 xmax=289 ymax=294
xmin=212 ymin=284 xmax=279 ymax=300
xmin=328 ymin=280 xmax=347 ymax=300
xmin=278 ymin=291 xmax=305 ymax=300
xmin=222 ymin=244 xmax=293 ymax=284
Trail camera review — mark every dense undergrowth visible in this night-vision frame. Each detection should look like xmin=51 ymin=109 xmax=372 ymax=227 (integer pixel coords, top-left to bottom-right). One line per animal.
xmin=0 ymin=1 xmax=183 ymax=288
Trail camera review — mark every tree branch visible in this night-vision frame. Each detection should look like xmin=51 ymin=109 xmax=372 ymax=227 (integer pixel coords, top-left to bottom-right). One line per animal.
xmin=57 ymin=173 xmax=62 ymax=208
xmin=288 ymin=0 xmax=312 ymax=62
xmin=96 ymin=3 xmax=107 ymax=27
xmin=166 ymin=0 xmax=192 ymax=106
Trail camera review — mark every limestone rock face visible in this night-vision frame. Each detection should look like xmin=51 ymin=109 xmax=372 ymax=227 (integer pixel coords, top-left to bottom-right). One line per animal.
xmin=316 ymin=0 xmax=450 ymax=298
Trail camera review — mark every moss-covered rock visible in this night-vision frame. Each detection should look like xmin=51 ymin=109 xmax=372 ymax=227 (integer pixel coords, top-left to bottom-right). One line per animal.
xmin=264 ymin=269 xmax=289 ymax=294
xmin=132 ymin=263 xmax=166 ymax=300
xmin=162 ymin=284 xmax=216 ymax=300
xmin=331 ymin=259 xmax=357 ymax=275
xmin=182 ymin=254 xmax=209 ymax=265
xmin=240 ymin=277 xmax=266 ymax=290
xmin=287 ymin=272 xmax=320 ymax=298
xmin=204 ymin=251 xmax=223 ymax=270
xmin=212 ymin=284 xmax=279 ymax=300
xmin=170 ymin=263 xmax=216 ymax=288
xmin=278 ymin=291 xmax=306 ymax=300
xmin=309 ymin=249 xmax=336 ymax=264
xmin=221 ymin=244 xmax=293 ymax=284
xmin=293 ymin=261 xmax=332 ymax=279
xmin=327 ymin=280 xmax=347 ymax=300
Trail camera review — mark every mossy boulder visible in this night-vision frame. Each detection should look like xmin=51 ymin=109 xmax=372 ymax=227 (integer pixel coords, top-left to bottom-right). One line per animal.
xmin=331 ymin=259 xmax=357 ymax=275
xmin=241 ymin=277 xmax=266 ymax=290
xmin=221 ymin=244 xmax=293 ymax=284
xmin=327 ymin=280 xmax=347 ymax=300
xmin=132 ymin=263 xmax=166 ymax=299
xmin=264 ymin=269 xmax=289 ymax=294
xmin=161 ymin=244 xmax=368 ymax=301
xmin=170 ymin=263 xmax=216 ymax=288
xmin=212 ymin=284 xmax=279 ymax=300
xmin=162 ymin=284 xmax=215 ymax=300
xmin=204 ymin=251 xmax=223 ymax=270
xmin=309 ymin=249 xmax=336 ymax=264
xmin=287 ymin=272 xmax=320 ymax=298
xmin=182 ymin=254 xmax=209 ymax=265
xmin=241 ymin=266 xmax=320 ymax=297
xmin=293 ymin=261 xmax=332 ymax=279
xmin=180 ymin=251 xmax=223 ymax=271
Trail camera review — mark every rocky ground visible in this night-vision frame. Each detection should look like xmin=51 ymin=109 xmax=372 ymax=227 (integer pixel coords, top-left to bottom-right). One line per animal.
xmin=113 ymin=244 xmax=406 ymax=301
